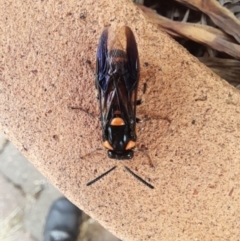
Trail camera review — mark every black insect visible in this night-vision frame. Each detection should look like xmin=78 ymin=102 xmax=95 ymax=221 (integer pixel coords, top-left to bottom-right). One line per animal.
xmin=95 ymin=26 xmax=139 ymax=160
xmin=86 ymin=26 xmax=154 ymax=189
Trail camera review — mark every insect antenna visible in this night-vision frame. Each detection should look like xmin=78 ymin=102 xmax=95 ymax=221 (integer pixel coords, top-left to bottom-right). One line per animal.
xmin=86 ymin=166 xmax=117 ymax=186
xmin=124 ymin=166 xmax=154 ymax=189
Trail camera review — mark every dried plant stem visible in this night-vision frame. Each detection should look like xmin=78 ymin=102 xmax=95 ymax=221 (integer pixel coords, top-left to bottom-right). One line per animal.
xmin=175 ymin=0 xmax=240 ymax=43
xmin=140 ymin=6 xmax=240 ymax=59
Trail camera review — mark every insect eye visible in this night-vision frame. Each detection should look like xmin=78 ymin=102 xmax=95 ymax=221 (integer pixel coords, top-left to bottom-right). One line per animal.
xmin=103 ymin=140 xmax=113 ymax=150
xmin=125 ymin=141 xmax=136 ymax=150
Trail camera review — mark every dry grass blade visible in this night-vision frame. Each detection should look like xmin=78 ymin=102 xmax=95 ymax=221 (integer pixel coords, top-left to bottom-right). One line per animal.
xmin=221 ymin=0 xmax=240 ymax=16
xmin=140 ymin=6 xmax=240 ymax=59
xmin=0 ymin=208 xmax=23 ymax=241
xmin=198 ymin=57 xmax=240 ymax=84
xmin=175 ymin=0 xmax=240 ymax=43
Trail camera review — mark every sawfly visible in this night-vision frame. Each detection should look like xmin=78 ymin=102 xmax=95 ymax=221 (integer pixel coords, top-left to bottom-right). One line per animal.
xmin=87 ymin=26 xmax=154 ymax=189
xmin=96 ymin=25 xmax=139 ymax=160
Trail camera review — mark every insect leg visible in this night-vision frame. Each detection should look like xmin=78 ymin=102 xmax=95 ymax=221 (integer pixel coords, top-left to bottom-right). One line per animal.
xmin=135 ymin=147 xmax=154 ymax=168
xmin=135 ymin=99 xmax=142 ymax=105
xmin=80 ymin=148 xmax=103 ymax=160
xmin=136 ymin=117 xmax=142 ymax=123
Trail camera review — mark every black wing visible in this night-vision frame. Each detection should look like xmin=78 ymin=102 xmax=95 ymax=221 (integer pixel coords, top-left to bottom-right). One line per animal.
xmin=95 ymin=26 xmax=139 ymax=137
xmin=124 ymin=26 xmax=139 ymax=92
xmin=95 ymin=28 xmax=109 ymax=91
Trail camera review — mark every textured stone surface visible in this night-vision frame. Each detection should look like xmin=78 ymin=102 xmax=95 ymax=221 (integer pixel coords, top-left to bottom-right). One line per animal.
xmin=0 ymin=142 xmax=47 ymax=194
xmin=0 ymin=132 xmax=62 ymax=241
xmin=1 ymin=0 xmax=240 ymax=241
xmin=0 ymin=133 xmax=117 ymax=241
xmin=0 ymin=131 xmax=8 ymax=153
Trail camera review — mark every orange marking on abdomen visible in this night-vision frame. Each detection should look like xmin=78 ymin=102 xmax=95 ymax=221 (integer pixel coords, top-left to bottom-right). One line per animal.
xmin=111 ymin=117 xmax=125 ymax=126
xmin=110 ymin=57 xmax=127 ymax=62
xmin=125 ymin=141 xmax=136 ymax=150
xmin=103 ymin=141 xmax=113 ymax=150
